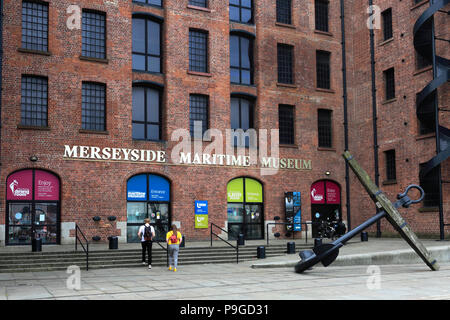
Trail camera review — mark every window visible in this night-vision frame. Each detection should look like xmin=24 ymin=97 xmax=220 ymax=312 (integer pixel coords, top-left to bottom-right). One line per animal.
xmin=189 ymin=0 xmax=207 ymax=8
xmin=132 ymin=17 xmax=162 ymax=73
xmin=189 ymin=30 xmax=208 ymax=73
xmin=384 ymin=149 xmax=396 ymax=181
xmin=82 ymin=82 xmax=106 ymax=131
xmin=277 ymin=44 xmax=294 ymax=84
xmin=230 ymin=34 xmax=253 ymax=85
xmin=384 ymin=68 xmax=395 ymax=100
xmin=382 ymin=8 xmax=393 ymax=41
xmin=82 ymin=11 xmax=106 ymax=59
xmin=21 ymin=1 xmax=48 ymax=52
xmin=231 ymin=96 xmax=254 ymax=147
xmin=316 ymin=50 xmax=331 ymax=89
xmin=416 ymin=51 xmax=432 ymax=70
xmin=230 ymin=0 xmax=253 ymax=24
xmin=279 ymin=105 xmax=295 ymax=145
xmin=318 ymin=109 xmax=332 ymax=148
xmin=417 ymin=91 xmax=436 ymax=135
xmin=21 ymin=76 xmax=48 ymax=127
xmin=315 ymin=0 xmax=329 ymax=32
xmin=419 ymin=164 xmax=440 ymax=207
xmin=276 ymin=0 xmax=292 ymax=25
xmin=189 ymin=94 xmax=209 ymax=137
xmin=133 ymin=0 xmax=162 ymax=7
xmin=132 ymin=86 xmax=162 ymax=141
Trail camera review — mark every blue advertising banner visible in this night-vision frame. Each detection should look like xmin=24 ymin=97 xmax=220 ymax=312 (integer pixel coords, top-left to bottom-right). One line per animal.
xmin=127 ymin=174 xmax=147 ymax=200
xmin=293 ymin=192 xmax=302 ymax=231
xmin=195 ymin=200 xmax=208 ymax=228
xmin=195 ymin=200 xmax=208 ymax=214
xmin=149 ymin=175 xmax=170 ymax=201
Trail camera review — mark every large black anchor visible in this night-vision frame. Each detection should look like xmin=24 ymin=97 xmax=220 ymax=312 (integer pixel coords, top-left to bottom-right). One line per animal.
xmin=295 ymin=151 xmax=440 ymax=273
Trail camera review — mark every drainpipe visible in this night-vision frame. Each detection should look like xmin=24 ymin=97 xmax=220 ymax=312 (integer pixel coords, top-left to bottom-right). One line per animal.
xmin=340 ymin=0 xmax=351 ymax=230
xmin=368 ymin=0 xmax=381 ymax=237
xmin=430 ymin=11 xmax=445 ymax=240
xmin=0 ymin=0 xmax=3 ymax=176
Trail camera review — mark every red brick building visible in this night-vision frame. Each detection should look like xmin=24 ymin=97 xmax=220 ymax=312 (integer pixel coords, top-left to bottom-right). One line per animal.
xmin=0 ymin=0 xmax=448 ymax=246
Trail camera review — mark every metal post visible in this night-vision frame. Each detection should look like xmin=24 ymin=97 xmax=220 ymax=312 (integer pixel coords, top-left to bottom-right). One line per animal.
xmin=210 ymin=223 xmax=212 ymax=246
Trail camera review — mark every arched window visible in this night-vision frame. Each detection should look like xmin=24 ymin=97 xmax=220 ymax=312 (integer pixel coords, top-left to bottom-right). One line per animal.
xmin=6 ymin=169 xmax=60 ymax=245
xmin=310 ymin=180 xmax=341 ymax=238
xmin=126 ymin=174 xmax=170 ymax=242
xmin=227 ymin=177 xmax=264 ymax=240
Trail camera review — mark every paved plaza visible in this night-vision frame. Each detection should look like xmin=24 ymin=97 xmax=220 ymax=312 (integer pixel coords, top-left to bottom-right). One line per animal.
xmin=1 ymin=260 xmax=450 ymax=300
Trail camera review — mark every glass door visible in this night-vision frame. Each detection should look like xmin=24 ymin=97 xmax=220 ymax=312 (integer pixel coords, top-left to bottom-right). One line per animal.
xmin=7 ymin=202 xmax=58 ymax=244
xmin=148 ymin=203 xmax=169 ymax=241
xmin=244 ymin=204 xmax=263 ymax=239
xmin=8 ymin=203 xmax=33 ymax=245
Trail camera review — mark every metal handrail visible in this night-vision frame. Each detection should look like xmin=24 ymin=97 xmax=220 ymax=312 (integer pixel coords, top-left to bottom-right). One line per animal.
xmin=154 ymin=240 xmax=169 ymax=267
xmin=210 ymin=223 xmax=239 ymax=264
xmin=266 ymin=222 xmax=312 ymax=247
xmin=75 ymin=224 xmax=89 ymax=271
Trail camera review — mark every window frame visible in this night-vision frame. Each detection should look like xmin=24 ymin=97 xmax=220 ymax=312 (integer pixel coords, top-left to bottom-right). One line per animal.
xmin=384 ymin=67 xmax=396 ymax=101
xmin=316 ymin=50 xmax=331 ymax=90
xmin=315 ymin=0 xmax=329 ymax=33
xmin=132 ymin=0 xmax=163 ymax=8
xmin=382 ymin=8 xmax=393 ymax=41
xmin=276 ymin=0 xmax=292 ymax=25
xmin=189 ymin=29 xmax=209 ymax=73
xmin=132 ymin=85 xmax=163 ymax=142
xmin=384 ymin=149 xmax=397 ymax=182
xmin=229 ymin=0 xmax=254 ymax=25
xmin=279 ymin=104 xmax=295 ymax=145
xmin=277 ymin=43 xmax=294 ymax=84
xmin=318 ymin=109 xmax=333 ymax=148
xmin=21 ymin=0 xmax=49 ymax=53
xmin=20 ymin=75 xmax=48 ymax=128
xmin=189 ymin=94 xmax=209 ymax=138
xmin=81 ymin=82 xmax=107 ymax=132
xmin=81 ymin=9 xmax=107 ymax=60
xmin=230 ymin=32 xmax=254 ymax=85
xmin=188 ymin=0 xmax=208 ymax=8
xmin=132 ymin=15 xmax=163 ymax=74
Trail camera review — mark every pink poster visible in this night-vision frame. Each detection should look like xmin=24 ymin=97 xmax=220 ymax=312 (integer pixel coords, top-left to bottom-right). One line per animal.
xmin=7 ymin=170 xmax=33 ymax=201
xmin=310 ymin=181 xmax=325 ymax=204
xmin=326 ymin=181 xmax=341 ymax=204
xmin=35 ymin=170 xmax=59 ymax=201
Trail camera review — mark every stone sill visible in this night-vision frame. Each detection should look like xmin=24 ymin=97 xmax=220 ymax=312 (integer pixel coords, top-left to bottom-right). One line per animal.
xmin=80 ymin=56 xmax=109 ymax=64
xmin=17 ymin=125 xmax=50 ymax=131
xmin=381 ymin=98 xmax=397 ymax=105
xmin=277 ymin=82 xmax=297 ymax=88
xmin=379 ymin=38 xmax=394 ymax=47
xmin=416 ymin=133 xmax=436 ymax=141
xmin=275 ymin=22 xmax=296 ymax=30
xmin=414 ymin=65 xmax=433 ymax=76
xmin=317 ymin=147 xmax=336 ymax=152
xmin=18 ymin=48 xmax=51 ymax=56
xmin=187 ymin=4 xmax=211 ymax=13
xmin=316 ymin=87 xmax=335 ymax=94
xmin=79 ymin=129 xmax=109 ymax=135
xmin=187 ymin=70 xmax=212 ymax=77
xmin=411 ymin=0 xmax=429 ymax=10
xmin=382 ymin=179 xmax=397 ymax=186
xmin=280 ymin=144 xmax=298 ymax=149
xmin=314 ymin=30 xmax=333 ymax=37
xmin=418 ymin=207 xmax=439 ymax=213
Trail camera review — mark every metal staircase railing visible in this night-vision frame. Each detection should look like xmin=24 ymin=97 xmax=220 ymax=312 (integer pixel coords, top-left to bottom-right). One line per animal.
xmin=413 ymin=0 xmax=450 ymax=237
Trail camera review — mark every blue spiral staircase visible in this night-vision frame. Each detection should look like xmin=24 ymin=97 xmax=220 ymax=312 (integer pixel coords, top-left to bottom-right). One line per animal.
xmin=413 ymin=0 xmax=449 ymax=236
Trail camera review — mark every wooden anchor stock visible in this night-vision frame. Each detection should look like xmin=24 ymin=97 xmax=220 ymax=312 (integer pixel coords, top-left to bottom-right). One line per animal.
xmin=295 ymin=151 xmax=440 ymax=273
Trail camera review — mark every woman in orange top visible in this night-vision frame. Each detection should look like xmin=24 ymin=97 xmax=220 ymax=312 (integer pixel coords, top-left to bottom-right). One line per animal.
xmin=166 ymin=224 xmax=182 ymax=272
